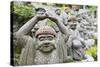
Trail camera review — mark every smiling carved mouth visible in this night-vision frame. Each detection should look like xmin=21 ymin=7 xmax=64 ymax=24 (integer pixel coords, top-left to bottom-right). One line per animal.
xmin=37 ymin=44 xmax=56 ymax=53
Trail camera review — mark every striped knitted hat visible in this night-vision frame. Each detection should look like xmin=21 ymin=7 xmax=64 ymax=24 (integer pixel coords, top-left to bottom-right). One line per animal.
xmin=35 ymin=26 xmax=56 ymax=38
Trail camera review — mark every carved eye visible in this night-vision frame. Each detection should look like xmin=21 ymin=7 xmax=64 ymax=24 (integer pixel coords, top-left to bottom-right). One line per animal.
xmin=39 ymin=37 xmax=45 ymax=41
xmin=47 ymin=36 xmax=53 ymax=40
xmin=38 ymin=36 xmax=54 ymax=41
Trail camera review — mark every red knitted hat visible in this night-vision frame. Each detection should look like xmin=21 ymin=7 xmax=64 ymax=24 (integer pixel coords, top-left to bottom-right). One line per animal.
xmin=35 ymin=26 xmax=56 ymax=38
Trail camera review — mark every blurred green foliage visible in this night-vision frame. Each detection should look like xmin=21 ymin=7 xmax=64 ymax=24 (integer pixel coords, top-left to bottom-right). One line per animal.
xmin=11 ymin=3 xmax=37 ymax=32
xmin=85 ymin=44 xmax=97 ymax=61
xmin=11 ymin=3 xmax=36 ymax=24
xmin=13 ymin=4 xmax=35 ymax=19
xmin=89 ymin=6 xmax=97 ymax=14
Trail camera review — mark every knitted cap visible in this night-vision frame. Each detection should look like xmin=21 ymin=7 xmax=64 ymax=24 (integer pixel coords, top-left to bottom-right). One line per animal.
xmin=35 ymin=26 xmax=56 ymax=38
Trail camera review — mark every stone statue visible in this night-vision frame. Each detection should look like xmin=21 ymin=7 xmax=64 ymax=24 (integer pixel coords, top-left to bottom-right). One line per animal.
xmin=66 ymin=16 xmax=95 ymax=61
xmin=13 ymin=6 xmax=96 ymax=65
xmin=14 ymin=10 xmax=70 ymax=65
xmin=65 ymin=16 xmax=88 ymax=61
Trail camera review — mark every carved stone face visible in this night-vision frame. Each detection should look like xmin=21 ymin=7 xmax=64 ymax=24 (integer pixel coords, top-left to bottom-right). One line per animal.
xmin=68 ymin=20 xmax=78 ymax=30
xmin=36 ymin=34 xmax=56 ymax=53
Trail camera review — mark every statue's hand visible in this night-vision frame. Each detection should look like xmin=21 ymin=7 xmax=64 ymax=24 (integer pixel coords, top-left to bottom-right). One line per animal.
xmin=35 ymin=12 xmax=48 ymax=20
xmin=46 ymin=11 xmax=62 ymax=22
